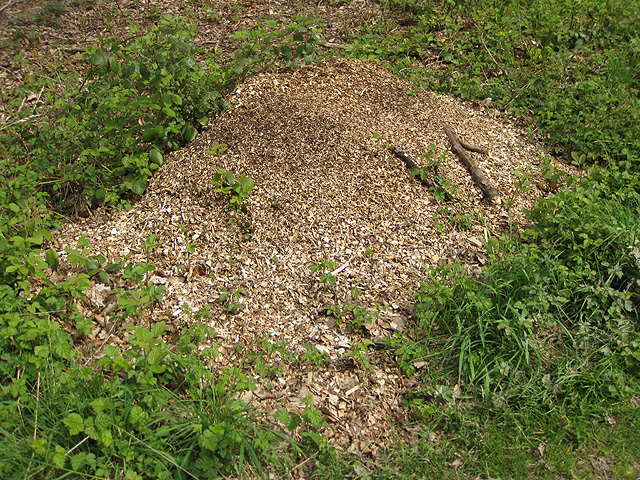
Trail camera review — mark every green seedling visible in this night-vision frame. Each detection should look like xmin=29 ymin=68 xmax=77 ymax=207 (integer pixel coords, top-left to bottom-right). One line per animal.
xmin=219 ymin=287 xmax=244 ymax=313
xmin=212 ymin=169 xmax=255 ymax=214
xmin=310 ymin=258 xmax=337 ymax=289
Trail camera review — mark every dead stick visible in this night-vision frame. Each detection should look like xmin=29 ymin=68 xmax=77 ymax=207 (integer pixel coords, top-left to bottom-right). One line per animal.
xmin=0 ymin=0 xmax=13 ymax=14
xmin=391 ymin=145 xmax=419 ymax=171
xmin=391 ymin=146 xmax=454 ymax=200
xmin=441 ymin=122 xmax=500 ymax=203
xmin=459 ymin=139 xmax=488 ymax=154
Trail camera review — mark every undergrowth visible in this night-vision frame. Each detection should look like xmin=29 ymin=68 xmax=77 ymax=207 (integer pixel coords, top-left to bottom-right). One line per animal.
xmin=341 ymin=0 xmax=640 ymax=163
xmin=1 ymin=0 xmax=640 ymax=478
xmin=0 ymin=14 xmax=326 ymax=478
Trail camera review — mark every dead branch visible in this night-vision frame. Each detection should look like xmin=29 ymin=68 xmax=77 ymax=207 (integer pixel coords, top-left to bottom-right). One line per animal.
xmin=441 ymin=121 xmax=500 ymax=203
xmin=391 ymin=145 xmax=419 ymax=171
xmin=458 ymin=138 xmax=488 ymax=154
xmin=390 ymin=145 xmax=454 ymax=200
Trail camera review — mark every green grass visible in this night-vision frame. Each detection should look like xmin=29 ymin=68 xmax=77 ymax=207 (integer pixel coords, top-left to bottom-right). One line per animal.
xmin=372 ymin=401 xmax=640 ymax=479
xmin=333 ymin=0 xmax=640 ymax=477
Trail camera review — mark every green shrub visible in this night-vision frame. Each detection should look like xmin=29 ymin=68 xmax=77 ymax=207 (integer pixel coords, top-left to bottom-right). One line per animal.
xmin=399 ymin=168 xmax=640 ymax=410
xmin=340 ymin=0 xmax=640 ymax=165
xmin=1 ymin=16 xmax=234 ymax=212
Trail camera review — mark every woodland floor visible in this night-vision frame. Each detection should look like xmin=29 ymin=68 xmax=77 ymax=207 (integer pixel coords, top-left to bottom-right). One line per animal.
xmin=0 ymin=0 xmax=574 ymax=454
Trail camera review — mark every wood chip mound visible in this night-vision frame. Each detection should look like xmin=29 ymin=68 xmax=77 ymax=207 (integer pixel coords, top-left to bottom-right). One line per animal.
xmin=57 ymin=58 xmax=567 ymax=452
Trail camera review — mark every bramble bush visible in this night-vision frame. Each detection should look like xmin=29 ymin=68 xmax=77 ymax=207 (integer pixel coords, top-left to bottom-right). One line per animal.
xmin=2 ymin=16 xmax=235 ymax=211
xmin=0 ymin=15 xmax=327 ymax=478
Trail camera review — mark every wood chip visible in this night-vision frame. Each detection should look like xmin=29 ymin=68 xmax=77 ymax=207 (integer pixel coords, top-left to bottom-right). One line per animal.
xmin=55 ymin=58 xmax=573 ymax=450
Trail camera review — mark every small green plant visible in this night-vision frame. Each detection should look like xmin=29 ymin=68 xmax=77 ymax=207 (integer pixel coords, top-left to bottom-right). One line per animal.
xmin=212 ymin=169 xmax=255 ymax=214
xmin=346 ymin=340 xmax=374 ymax=372
xmin=411 ymin=145 xmax=457 ymax=202
xmin=181 ymin=303 xmax=214 ymax=323
xmin=323 ymin=303 xmax=345 ymax=321
xmin=300 ymin=343 xmax=330 ymax=368
xmin=178 ymin=224 xmax=198 ymax=270
xmin=310 ymin=258 xmax=337 ymax=289
xmin=540 ymin=155 xmax=576 ymax=191
xmin=117 ymin=282 xmax=165 ymax=325
xmin=504 ymin=167 xmax=533 ymax=215
xmin=110 ymin=235 xmax=166 ymax=324
xmin=454 ymin=211 xmax=475 ymax=231
xmin=219 ymin=287 xmax=244 ymax=313
xmin=246 ymin=339 xmax=297 ymax=379
xmin=347 ymin=305 xmax=377 ymax=327
xmin=273 ymin=394 xmax=330 ymax=452
xmin=205 ymin=140 xmax=228 ymax=169
xmin=372 ymin=132 xmax=388 ymax=156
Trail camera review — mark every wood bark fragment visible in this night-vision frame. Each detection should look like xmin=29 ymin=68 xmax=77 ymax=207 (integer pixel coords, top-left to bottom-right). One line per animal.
xmin=441 ymin=121 xmax=500 ymax=203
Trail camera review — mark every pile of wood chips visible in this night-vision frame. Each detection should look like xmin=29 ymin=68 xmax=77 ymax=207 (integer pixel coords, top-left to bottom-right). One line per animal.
xmin=57 ymin=58 xmax=569 ymax=455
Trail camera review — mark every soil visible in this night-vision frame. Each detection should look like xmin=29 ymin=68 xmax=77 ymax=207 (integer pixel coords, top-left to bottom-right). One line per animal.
xmin=1 ymin=0 xmax=573 ymax=457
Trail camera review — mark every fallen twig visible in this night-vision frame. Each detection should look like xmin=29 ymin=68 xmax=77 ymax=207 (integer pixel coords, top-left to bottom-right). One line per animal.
xmin=441 ymin=121 xmax=500 ymax=203
xmin=391 ymin=145 xmax=456 ymax=201
xmin=0 ymin=0 xmax=14 ymax=14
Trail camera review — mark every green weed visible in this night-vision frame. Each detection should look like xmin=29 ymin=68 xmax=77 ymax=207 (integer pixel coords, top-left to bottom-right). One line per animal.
xmin=311 ymin=258 xmax=337 ymax=289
